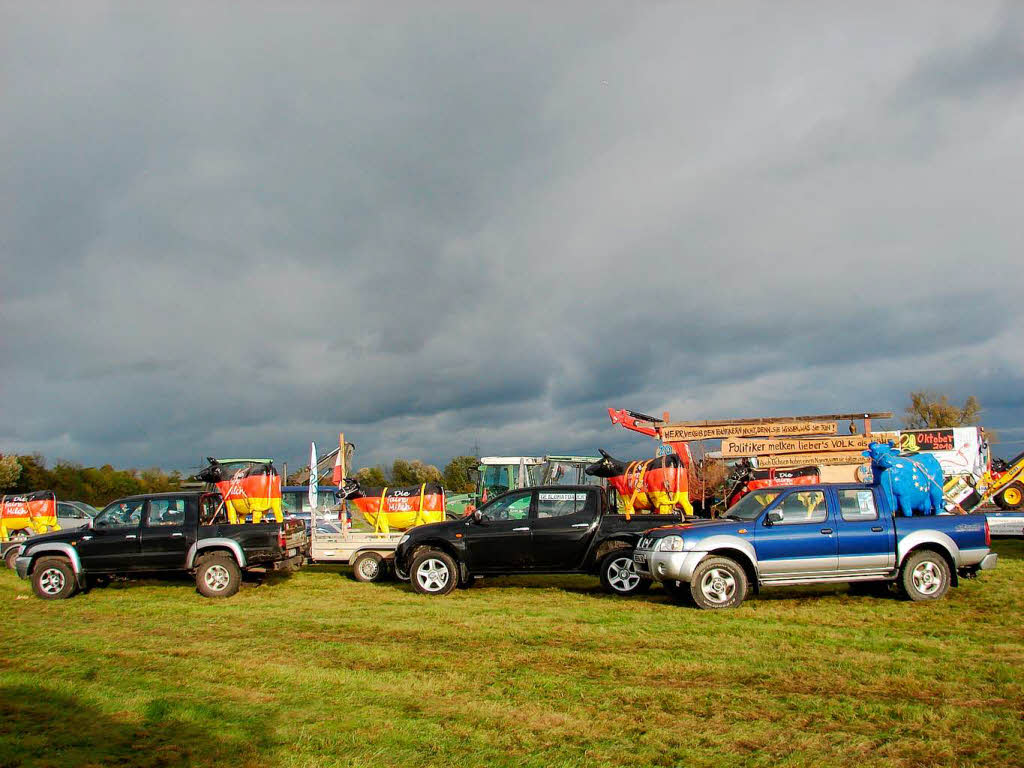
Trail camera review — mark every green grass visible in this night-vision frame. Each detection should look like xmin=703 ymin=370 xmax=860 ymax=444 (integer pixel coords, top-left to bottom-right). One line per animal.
xmin=2 ymin=541 xmax=1022 ymax=768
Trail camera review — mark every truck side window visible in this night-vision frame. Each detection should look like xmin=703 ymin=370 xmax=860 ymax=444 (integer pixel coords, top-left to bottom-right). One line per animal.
xmin=536 ymin=491 xmax=592 ymax=518
xmin=93 ymin=499 xmax=145 ymax=529
xmin=838 ymin=489 xmax=878 ymax=522
xmin=773 ymin=491 xmax=827 ymax=524
xmin=147 ymin=498 xmax=187 ymax=527
xmin=481 ymin=491 xmax=532 ymax=522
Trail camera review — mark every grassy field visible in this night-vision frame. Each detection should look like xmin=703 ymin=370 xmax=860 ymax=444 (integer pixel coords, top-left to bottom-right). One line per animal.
xmin=1 ymin=540 xmax=1022 ymax=768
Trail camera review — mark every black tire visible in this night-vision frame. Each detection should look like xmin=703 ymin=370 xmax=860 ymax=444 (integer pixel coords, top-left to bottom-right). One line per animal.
xmin=195 ymin=554 xmax=242 ymax=598
xmin=899 ymin=550 xmax=951 ymax=602
xmin=663 ymin=579 xmax=694 ymax=604
xmin=598 ymin=549 xmax=652 ymax=596
xmin=31 ymin=557 xmax=78 ymax=600
xmin=689 ymin=556 xmax=748 ymax=610
xmin=4 ymin=547 xmax=19 ymax=571
xmin=351 ymin=551 xmax=387 ymax=583
xmin=995 ymin=481 xmax=1024 ymax=511
xmin=409 ymin=549 xmax=459 ymax=596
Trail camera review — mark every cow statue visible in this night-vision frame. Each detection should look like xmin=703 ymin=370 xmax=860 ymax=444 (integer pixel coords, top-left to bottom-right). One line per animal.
xmin=195 ymin=459 xmax=283 ymax=524
xmin=339 ymin=479 xmax=446 ymax=533
xmin=1 ymin=490 xmax=60 ymax=541
xmin=862 ymin=441 xmax=945 ymax=517
xmin=585 ymin=449 xmax=693 ymax=517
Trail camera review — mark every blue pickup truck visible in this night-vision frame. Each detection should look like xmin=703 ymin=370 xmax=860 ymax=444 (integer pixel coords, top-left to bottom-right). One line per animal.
xmin=632 ymin=483 xmax=997 ymax=609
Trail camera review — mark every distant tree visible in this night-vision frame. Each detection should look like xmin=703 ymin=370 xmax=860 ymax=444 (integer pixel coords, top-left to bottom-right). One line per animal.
xmin=391 ymin=459 xmax=443 ymax=486
xmin=903 ymin=391 xmax=981 ymax=429
xmin=0 ymin=455 xmax=21 ymax=491
xmin=353 ymin=466 xmax=388 ymax=487
xmin=443 ymin=456 xmax=478 ymax=493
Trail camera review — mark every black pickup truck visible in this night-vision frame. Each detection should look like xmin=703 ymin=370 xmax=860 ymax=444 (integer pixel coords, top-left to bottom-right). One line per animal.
xmin=393 ymin=485 xmax=682 ymax=596
xmin=14 ymin=491 xmax=306 ymax=599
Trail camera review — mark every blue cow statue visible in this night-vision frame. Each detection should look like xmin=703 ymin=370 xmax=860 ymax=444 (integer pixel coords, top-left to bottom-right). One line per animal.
xmin=862 ymin=441 xmax=945 ymax=517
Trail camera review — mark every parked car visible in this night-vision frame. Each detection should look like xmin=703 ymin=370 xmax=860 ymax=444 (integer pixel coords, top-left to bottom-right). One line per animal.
xmin=14 ymin=491 xmax=306 ymax=600
xmin=632 ymin=483 xmax=997 ymax=609
xmin=56 ymin=501 xmax=97 ymax=530
xmin=393 ymin=485 xmax=682 ymax=596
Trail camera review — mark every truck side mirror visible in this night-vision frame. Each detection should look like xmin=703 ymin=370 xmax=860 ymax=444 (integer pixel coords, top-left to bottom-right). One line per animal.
xmin=766 ymin=509 xmax=783 ymax=525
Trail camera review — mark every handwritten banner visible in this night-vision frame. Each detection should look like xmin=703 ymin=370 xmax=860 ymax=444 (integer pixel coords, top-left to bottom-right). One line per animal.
xmin=660 ymin=421 xmax=837 ymax=442
xmin=721 ymin=436 xmax=875 ymax=457
xmin=754 ymin=452 xmax=867 ymax=468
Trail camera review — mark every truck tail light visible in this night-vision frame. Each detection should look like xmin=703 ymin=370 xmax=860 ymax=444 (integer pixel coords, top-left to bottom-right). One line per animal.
xmin=985 ymin=518 xmax=990 ymax=547
xmin=278 ymin=531 xmax=287 ymax=549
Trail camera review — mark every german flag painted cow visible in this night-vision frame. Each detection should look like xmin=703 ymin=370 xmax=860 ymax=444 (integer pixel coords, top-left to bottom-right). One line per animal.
xmin=340 ymin=479 xmax=446 ymax=533
xmin=1 ymin=490 xmax=60 ymax=541
xmin=195 ymin=459 xmax=283 ymax=524
xmin=585 ymin=450 xmax=693 ymax=517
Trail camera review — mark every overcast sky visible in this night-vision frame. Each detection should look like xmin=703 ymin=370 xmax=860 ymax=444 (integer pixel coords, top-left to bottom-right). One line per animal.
xmin=2 ymin=1 xmax=1023 ymax=476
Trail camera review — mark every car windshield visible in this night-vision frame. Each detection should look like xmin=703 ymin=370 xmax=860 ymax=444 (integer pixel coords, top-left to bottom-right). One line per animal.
xmin=723 ymin=491 xmax=781 ymax=521
xmin=70 ymin=501 xmax=99 ymax=517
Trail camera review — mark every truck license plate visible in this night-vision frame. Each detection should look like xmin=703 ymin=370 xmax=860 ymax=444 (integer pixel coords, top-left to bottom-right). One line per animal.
xmin=634 ymin=552 xmax=646 ymax=565
xmin=288 ymin=548 xmax=297 ymax=557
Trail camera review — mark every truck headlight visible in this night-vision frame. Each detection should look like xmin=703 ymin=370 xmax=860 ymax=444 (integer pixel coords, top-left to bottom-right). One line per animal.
xmin=658 ymin=535 xmax=684 ymax=552
xmin=398 ymin=534 xmax=410 ymax=545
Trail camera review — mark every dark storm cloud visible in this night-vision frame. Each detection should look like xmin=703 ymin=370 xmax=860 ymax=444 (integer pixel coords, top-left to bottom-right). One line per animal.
xmin=2 ymin=1 xmax=1023 ymax=474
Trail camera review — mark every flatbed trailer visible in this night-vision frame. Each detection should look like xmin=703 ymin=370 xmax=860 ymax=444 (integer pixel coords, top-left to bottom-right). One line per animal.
xmin=308 ymin=514 xmax=406 ymax=582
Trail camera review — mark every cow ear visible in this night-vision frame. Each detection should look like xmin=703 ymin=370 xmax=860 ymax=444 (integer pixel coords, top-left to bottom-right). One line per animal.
xmin=887 ymin=440 xmax=895 ymax=448
xmin=598 ymin=448 xmax=610 ymax=459
xmin=862 ymin=450 xmax=871 ymax=458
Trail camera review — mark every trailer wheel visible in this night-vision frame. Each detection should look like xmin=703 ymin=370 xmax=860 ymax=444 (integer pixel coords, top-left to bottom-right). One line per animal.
xmin=4 ymin=547 xmax=19 ymax=571
xmin=410 ymin=549 xmax=458 ymax=596
xmin=31 ymin=557 xmax=78 ymax=600
xmin=899 ymin=550 xmax=950 ymax=602
xmin=689 ymin=556 xmax=747 ymax=610
xmin=195 ymin=554 xmax=241 ymax=598
xmin=351 ymin=552 xmax=387 ymax=583
xmin=599 ymin=550 xmax=651 ymax=596
xmin=995 ymin=481 xmax=1024 ymax=511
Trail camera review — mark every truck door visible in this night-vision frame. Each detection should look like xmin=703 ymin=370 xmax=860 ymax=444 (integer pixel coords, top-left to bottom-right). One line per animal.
xmin=833 ymin=487 xmax=895 ymax=572
xmin=77 ymin=498 xmax=145 ymax=571
xmin=465 ymin=490 xmax=533 ymax=572
xmin=139 ymin=496 xmax=193 ymax=570
xmin=754 ymin=489 xmax=838 ymax=575
xmin=529 ymin=489 xmax=598 ymax=570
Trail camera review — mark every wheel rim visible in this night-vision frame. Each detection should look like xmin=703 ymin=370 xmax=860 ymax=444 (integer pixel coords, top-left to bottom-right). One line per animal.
xmin=700 ymin=567 xmax=736 ymax=605
xmin=415 ymin=558 xmax=450 ymax=592
xmin=607 ymin=556 xmax=641 ymax=592
xmin=912 ymin=560 xmax=943 ymax=595
xmin=358 ymin=558 xmax=379 ymax=579
xmin=1004 ymin=487 xmax=1022 ymax=506
xmin=204 ymin=564 xmax=231 ymax=591
xmin=39 ymin=567 xmax=65 ymax=595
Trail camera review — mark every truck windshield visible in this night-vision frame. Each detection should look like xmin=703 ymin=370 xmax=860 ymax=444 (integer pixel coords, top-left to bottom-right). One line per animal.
xmin=724 ymin=491 xmax=781 ymax=521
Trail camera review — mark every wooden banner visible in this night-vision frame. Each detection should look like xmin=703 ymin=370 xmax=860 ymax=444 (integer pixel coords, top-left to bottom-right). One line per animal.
xmin=755 ymin=452 xmax=867 ymax=468
xmin=661 ymin=421 xmax=837 ymax=442
xmin=721 ymin=436 xmax=875 ymax=457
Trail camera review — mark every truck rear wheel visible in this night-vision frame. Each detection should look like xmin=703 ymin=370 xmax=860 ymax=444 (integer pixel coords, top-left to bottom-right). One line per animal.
xmin=899 ymin=550 xmax=951 ymax=602
xmin=31 ymin=557 xmax=78 ymax=600
xmin=689 ymin=556 xmax=747 ymax=610
xmin=5 ymin=547 xmax=19 ymax=571
xmin=410 ymin=549 xmax=458 ymax=596
xmin=352 ymin=551 xmax=387 ymax=583
xmin=995 ymin=481 xmax=1024 ymax=511
xmin=195 ymin=554 xmax=241 ymax=598
xmin=599 ymin=550 xmax=651 ymax=596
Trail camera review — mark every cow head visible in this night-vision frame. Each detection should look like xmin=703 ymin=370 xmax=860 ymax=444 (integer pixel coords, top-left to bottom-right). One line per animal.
xmin=862 ymin=441 xmax=899 ymax=468
xmin=584 ymin=449 xmax=628 ymax=478
xmin=195 ymin=458 xmax=224 ymax=483
xmin=338 ymin=478 xmax=362 ymax=499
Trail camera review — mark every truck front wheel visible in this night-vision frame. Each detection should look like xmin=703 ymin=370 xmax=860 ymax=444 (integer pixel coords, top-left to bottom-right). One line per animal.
xmin=599 ymin=550 xmax=651 ymax=596
xmin=899 ymin=550 xmax=951 ymax=602
xmin=995 ymin=481 xmax=1024 ymax=511
xmin=31 ymin=557 xmax=78 ymax=600
xmin=195 ymin=554 xmax=241 ymax=598
xmin=689 ymin=556 xmax=747 ymax=610
xmin=410 ymin=549 xmax=459 ymax=596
